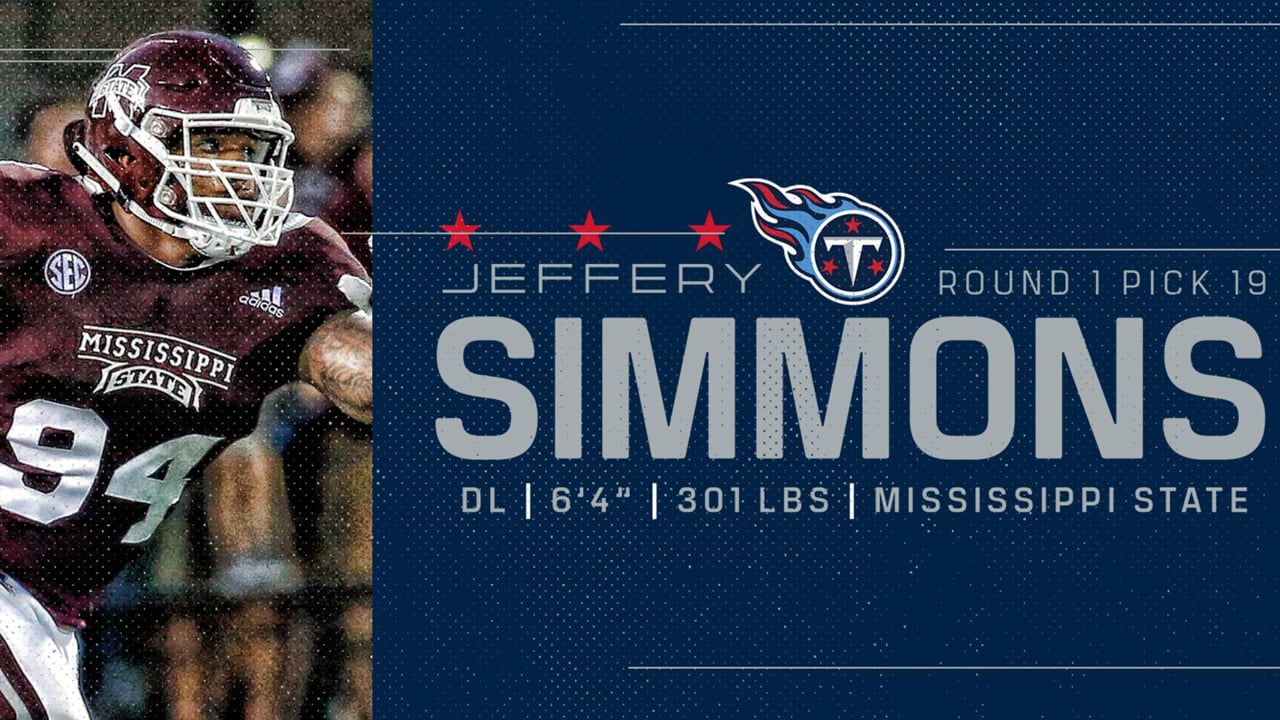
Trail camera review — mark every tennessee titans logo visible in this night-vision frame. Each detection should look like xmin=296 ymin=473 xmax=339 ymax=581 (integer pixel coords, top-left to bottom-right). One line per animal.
xmin=732 ymin=178 xmax=904 ymax=305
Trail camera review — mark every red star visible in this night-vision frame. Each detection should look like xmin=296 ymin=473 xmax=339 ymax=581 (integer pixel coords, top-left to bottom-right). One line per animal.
xmin=570 ymin=210 xmax=609 ymax=251
xmin=690 ymin=210 xmax=730 ymax=251
xmin=843 ymin=215 xmax=862 ymax=233
xmin=867 ymin=259 xmax=885 ymax=276
xmin=821 ymin=258 xmax=839 ymax=276
xmin=441 ymin=210 xmax=479 ymax=251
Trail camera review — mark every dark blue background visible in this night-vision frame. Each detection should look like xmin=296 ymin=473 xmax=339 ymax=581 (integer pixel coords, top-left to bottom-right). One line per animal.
xmin=384 ymin=3 xmax=1280 ymax=717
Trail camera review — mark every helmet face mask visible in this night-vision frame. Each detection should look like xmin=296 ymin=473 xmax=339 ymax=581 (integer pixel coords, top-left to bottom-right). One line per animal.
xmin=148 ymin=104 xmax=296 ymax=259
xmin=72 ymin=31 xmax=299 ymax=262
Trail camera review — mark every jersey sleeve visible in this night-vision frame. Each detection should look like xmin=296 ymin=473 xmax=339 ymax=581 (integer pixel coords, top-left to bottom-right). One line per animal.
xmin=230 ymin=216 xmax=371 ymax=399
xmin=315 ymin=218 xmax=371 ymax=294
xmin=292 ymin=216 xmax=371 ymax=317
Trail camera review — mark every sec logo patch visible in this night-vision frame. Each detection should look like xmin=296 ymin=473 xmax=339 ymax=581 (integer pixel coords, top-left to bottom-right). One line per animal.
xmin=45 ymin=249 xmax=91 ymax=296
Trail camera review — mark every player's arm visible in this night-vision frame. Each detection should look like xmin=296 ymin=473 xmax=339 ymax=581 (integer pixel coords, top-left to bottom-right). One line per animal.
xmin=203 ymin=443 xmax=298 ymax=595
xmin=205 ymin=380 xmax=338 ymax=596
xmin=297 ymin=307 xmax=372 ymax=425
xmin=203 ymin=382 xmax=332 ymax=594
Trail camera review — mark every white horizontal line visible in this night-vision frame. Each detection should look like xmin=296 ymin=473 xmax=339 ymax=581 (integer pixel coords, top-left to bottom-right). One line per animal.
xmin=629 ymin=666 xmax=1280 ymax=671
xmin=245 ymin=48 xmax=351 ymax=52
xmin=0 ymin=47 xmax=349 ymax=52
xmin=946 ymin=247 xmax=1280 ymax=252
xmin=621 ymin=22 xmax=1280 ymax=28
xmin=0 ymin=60 xmax=103 ymax=64
xmin=348 ymin=231 xmax=719 ymax=236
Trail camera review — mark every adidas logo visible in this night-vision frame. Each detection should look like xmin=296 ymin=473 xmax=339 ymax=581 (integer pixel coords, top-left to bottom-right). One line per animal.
xmin=239 ymin=286 xmax=285 ymax=318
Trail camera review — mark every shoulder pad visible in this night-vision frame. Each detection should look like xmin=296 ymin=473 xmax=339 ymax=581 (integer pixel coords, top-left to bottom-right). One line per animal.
xmin=0 ymin=164 xmax=99 ymax=253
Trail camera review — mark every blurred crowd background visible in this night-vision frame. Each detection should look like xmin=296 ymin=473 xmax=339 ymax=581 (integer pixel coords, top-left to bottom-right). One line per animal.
xmin=0 ymin=1 xmax=373 ymax=718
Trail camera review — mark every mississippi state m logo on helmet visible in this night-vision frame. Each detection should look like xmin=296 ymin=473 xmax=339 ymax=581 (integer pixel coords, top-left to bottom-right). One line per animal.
xmin=732 ymin=178 xmax=904 ymax=305
xmin=89 ymin=63 xmax=151 ymax=119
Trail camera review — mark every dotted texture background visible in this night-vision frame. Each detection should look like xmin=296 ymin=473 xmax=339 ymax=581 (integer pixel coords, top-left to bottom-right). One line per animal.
xmin=385 ymin=3 xmax=1280 ymax=717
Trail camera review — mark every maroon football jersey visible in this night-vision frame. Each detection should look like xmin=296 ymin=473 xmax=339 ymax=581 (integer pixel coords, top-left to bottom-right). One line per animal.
xmin=0 ymin=162 xmax=368 ymax=627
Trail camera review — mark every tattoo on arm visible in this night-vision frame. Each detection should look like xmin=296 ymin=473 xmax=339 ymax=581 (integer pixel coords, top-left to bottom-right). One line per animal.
xmin=300 ymin=311 xmax=372 ymax=423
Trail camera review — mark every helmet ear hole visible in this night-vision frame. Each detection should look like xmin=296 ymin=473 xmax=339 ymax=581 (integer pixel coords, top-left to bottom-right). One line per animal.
xmin=105 ymin=146 xmax=130 ymax=164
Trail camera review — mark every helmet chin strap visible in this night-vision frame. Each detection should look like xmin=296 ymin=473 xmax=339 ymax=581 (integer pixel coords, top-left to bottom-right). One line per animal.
xmin=72 ymin=140 xmax=242 ymax=264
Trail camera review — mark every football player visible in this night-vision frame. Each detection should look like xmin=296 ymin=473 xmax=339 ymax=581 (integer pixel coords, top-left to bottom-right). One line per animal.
xmin=0 ymin=30 xmax=370 ymax=718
